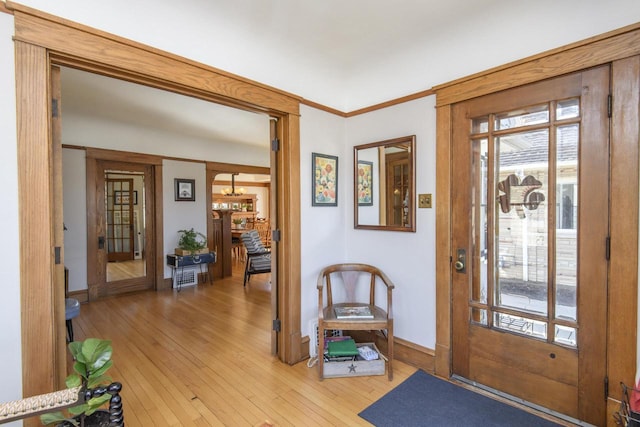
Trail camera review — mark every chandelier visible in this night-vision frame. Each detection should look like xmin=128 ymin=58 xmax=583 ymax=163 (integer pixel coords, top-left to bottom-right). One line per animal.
xmin=221 ymin=173 xmax=246 ymax=196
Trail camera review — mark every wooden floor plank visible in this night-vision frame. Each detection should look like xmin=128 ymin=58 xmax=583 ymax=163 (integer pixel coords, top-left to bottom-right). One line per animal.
xmin=67 ymin=264 xmax=415 ymax=426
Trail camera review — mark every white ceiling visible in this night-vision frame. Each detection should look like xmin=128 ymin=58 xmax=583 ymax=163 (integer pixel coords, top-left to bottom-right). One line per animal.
xmin=60 ymin=67 xmax=271 ymax=148
xmin=58 ymin=0 xmax=497 ymax=149
xmin=52 ymin=0 xmax=640 ymax=148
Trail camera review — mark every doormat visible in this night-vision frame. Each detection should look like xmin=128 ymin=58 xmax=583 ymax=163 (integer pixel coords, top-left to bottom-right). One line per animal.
xmin=359 ymin=370 xmax=562 ymax=426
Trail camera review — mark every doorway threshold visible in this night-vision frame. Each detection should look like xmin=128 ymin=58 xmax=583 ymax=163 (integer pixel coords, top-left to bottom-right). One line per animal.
xmin=451 ymin=375 xmax=595 ymax=427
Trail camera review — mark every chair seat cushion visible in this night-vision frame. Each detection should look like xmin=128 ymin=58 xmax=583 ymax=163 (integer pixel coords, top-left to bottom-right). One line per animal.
xmin=249 ymin=255 xmax=271 ymax=272
xmin=65 ymin=298 xmax=80 ymax=320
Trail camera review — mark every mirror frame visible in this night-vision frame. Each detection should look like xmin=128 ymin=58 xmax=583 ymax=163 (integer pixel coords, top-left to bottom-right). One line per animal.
xmin=354 ymin=135 xmax=416 ymax=232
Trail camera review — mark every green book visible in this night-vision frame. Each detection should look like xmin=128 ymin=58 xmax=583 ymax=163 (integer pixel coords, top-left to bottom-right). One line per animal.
xmin=327 ymin=339 xmax=359 ymax=356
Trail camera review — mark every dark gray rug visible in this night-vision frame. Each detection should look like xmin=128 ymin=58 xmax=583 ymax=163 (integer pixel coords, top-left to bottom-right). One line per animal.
xmin=359 ymin=370 xmax=562 ymax=426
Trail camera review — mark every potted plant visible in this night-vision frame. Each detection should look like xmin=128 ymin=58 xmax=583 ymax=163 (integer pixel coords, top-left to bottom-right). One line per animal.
xmin=175 ymin=228 xmax=208 ymax=255
xmin=41 ymin=338 xmax=123 ymax=427
xmin=232 ymin=218 xmax=244 ymax=228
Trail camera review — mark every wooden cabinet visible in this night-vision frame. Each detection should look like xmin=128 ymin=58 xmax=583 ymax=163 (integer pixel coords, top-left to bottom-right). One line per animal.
xmin=212 ymin=194 xmax=258 ymax=222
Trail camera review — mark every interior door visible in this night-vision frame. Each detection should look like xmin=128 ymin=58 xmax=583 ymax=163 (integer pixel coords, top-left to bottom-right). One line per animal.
xmin=92 ymin=160 xmax=155 ymax=298
xmin=451 ymin=66 xmax=609 ymax=425
xmin=106 ymin=178 xmax=134 ymax=262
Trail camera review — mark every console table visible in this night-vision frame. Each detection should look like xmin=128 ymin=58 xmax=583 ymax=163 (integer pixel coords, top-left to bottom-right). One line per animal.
xmin=166 ymin=252 xmax=216 ymax=291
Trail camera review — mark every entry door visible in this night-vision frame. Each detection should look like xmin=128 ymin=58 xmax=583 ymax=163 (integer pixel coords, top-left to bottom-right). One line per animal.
xmin=451 ymin=66 xmax=609 ymax=425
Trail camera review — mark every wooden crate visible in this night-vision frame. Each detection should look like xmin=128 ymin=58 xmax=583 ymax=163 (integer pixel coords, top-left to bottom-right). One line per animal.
xmin=323 ymin=343 xmax=385 ymax=378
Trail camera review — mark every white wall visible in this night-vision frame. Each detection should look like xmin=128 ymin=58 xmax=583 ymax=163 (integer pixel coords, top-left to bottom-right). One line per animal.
xmin=162 ymin=160 xmax=208 ymax=280
xmin=63 ymin=112 xmax=270 ymax=168
xmin=299 ymin=105 xmax=349 ymax=334
xmin=0 ymin=9 xmax=22 ymax=420
xmin=62 ymin=149 xmax=88 ymax=292
xmin=345 ymin=97 xmax=437 ymax=347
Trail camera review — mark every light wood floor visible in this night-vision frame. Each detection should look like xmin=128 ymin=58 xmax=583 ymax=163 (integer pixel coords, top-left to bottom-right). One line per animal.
xmin=71 ymin=262 xmax=417 ymax=426
xmin=106 ymin=259 xmax=146 ymax=282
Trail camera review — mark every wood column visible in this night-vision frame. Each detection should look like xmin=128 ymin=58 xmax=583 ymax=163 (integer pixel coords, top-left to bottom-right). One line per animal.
xmin=213 ymin=210 xmax=233 ymax=277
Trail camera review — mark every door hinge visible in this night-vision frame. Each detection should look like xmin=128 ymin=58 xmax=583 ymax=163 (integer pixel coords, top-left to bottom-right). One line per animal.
xmin=607 ymin=94 xmax=612 ymax=118
xmin=272 ymin=229 xmax=281 ymax=242
xmin=605 ymin=236 xmax=611 ymax=261
xmin=52 ymin=98 xmax=59 ymax=118
xmin=272 ymin=319 xmax=281 ymax=332
xmin=54 ymin=246 xmax=61 ymax=265
xmin=604 ymin=376 xmax=609 ymax=400
xmin=271 ymin=137 xmax=280 ymax=152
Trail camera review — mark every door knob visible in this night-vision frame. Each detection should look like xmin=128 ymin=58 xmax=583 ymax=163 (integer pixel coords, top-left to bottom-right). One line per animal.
xmin=454 ymin=248 xmax=466 ymax=273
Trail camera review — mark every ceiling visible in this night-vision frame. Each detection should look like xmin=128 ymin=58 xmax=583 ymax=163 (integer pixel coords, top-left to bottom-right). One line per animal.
xmin=58 ymin=0 xmax=497 ymax=149
xmin=60 ymin=67 xmax=270 ymax=148
xmin=52 ymin=0 xmax=637 ymax=149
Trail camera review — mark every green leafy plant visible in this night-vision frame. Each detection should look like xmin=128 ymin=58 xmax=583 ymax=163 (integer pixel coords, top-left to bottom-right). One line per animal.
xmin=41 ymin=339 xmax=114 ymax=427
xmin=232 ymin=218 xmax=243 ymax=225
xmin=177 ymin=228 xmax=207 ymax=251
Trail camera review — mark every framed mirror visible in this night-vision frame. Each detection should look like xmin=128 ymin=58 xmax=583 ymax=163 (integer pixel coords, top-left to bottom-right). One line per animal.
xmin=354 ymin=135 xmax=416 ymax=232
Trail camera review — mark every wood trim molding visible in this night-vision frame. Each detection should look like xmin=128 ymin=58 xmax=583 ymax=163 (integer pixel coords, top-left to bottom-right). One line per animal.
xmin=300 ymin=98 xmax=347 ymax=117
xmin=301 ymin=88 xmax=436 ymax=118
xmin=15 ymin=40 xmax=60 ymax=403
xmin=277 ymin=113 xmax=302 ymax=363
xmin=9 ymin=2 xmax=301 ymax=115
xmin=434 ymin=22 xmax=640 ymax=107
xmin=0 ymin=1 xmax=11 ymax=15
xmin=608 ymin=56 xmax=639 ymax=399
xmin=206 ymin=162 xmax=270 ymax=175
xmin=215 ymin=180 xmax=270 ymax=188
xmin=85 ymin=147 xmax=163 ymax=165
xmin=434 ymin=104 xmax=452 ymax=379
xmin=346 ymin=88 xmax=435 ymax=117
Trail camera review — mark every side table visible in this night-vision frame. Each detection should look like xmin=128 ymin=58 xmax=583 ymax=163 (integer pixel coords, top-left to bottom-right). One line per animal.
xmin=167 ymin=252 xmax=216 ymax=291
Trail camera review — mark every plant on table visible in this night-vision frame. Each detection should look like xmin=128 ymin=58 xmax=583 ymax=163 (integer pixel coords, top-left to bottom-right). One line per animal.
xmin=177 ymin=228 xmax=207 ymax=252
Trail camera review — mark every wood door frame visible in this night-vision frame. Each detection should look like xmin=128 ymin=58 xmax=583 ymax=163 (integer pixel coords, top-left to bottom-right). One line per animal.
xmin=435 ymin=26 xmax=640 ymax=422
xmin=12 ymin=3 xmax=302 ymax=405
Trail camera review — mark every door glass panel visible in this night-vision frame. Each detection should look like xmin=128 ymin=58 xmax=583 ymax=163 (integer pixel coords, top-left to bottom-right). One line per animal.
xmin=555 ymin=325 xmax=577 ymax=346
xmin=494 ymin=312 xmax=547 ymax=339
xmin=556 ymin=98 xmax=580 ymax=120
xmin=471 ymin=138 xmax=489 ymax=304
xmin=556 ymin=124 xmax=578 ymax=321
xmin=105 ymin=171 xmax=146 ymax=282
xmin=494 ymin=104 xmax=549 ymax=130
xmin=472 ymin=117 xmax=489 ymax=133
xmin=467 ymin=97 xmax=581 ymax=348
xmin=496 ymin=129 xmax=549 ymax=315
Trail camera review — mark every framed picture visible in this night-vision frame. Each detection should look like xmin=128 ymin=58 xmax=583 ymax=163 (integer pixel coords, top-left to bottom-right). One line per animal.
xmin=357 ymin=160 xmax=373 ymax=206
xmin=312 ymin=152 xmax=338 ymax=206
xmin=114 ymin=190 xmax=137 ymax=205
xmin=175 ymin=178 xmax=195 ymax=201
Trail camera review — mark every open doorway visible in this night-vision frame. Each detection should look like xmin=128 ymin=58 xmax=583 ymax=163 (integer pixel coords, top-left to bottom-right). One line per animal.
xmin=16 ymin=14 xmax=302 ymax=398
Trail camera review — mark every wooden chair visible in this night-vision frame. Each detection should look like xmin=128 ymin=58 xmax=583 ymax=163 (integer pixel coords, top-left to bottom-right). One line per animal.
xmin=316 ymin=263 xmax=394 ymax=380
xmin=254 ymin=220 xmax=271 ymax=248
xmin=240 ymin=230 xmax=271 ymax=287
xmin=0 ymin=382 xmax=123 ymax=425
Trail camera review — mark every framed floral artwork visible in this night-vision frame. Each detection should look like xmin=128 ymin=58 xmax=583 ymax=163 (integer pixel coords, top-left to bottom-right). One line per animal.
xmin=357 ymin=160 xmax=373 ymax=206
xmin=312 ymin=153 xmax=338 ymax=206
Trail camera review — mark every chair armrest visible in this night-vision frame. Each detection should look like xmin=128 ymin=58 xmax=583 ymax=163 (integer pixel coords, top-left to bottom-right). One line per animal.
xmin=0 ymin=386 xmax=82 ymax=424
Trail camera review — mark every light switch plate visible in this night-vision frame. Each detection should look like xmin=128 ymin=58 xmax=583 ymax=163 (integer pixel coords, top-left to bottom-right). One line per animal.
xmin=418 ymin=193 xmax=432 ymax=208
